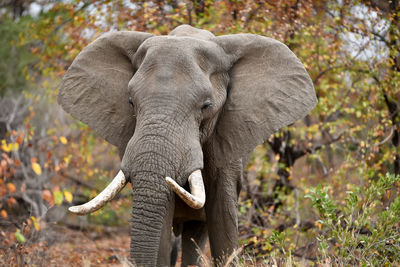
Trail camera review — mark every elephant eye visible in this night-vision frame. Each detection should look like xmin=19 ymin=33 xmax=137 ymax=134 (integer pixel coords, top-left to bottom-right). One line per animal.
xmin=128 ymin=97 xmax=134 ymax=107
xmin=201 ymin=100 xmax=212 ymax=111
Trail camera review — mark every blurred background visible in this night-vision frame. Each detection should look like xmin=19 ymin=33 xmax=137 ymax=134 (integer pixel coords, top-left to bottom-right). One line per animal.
xmin=0 ymin=0 xmax=399 ymax=266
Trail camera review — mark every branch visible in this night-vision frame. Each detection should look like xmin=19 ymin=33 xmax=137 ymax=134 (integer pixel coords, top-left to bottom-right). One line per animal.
xmin=371 ymin=30 xmax=390 ymax=46
xmin=375 ymin=126 xmax=394 ymax=146
xmin=61 ymin=171 xmax=97 ymax=190
xmin=313 ymin=65 xmax=344 ymax=84
xmin=294 ymin=131 xmax=344 ymax=159
xmin=245 ymin=1 xmax=265 ymax=25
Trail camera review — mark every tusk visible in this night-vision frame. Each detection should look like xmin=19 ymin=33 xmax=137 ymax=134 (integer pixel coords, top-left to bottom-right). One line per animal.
xmin=165 ymin=169 xmax=205 ymax=209
xmin=68 ymin=170 xmax=127 ymax=215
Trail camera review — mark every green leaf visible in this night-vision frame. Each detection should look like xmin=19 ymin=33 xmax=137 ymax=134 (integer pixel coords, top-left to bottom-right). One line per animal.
xmin=54 ymin=190 xmax=63 ymax=205
xmin=15 ymin=229 xmax=26 ymax=243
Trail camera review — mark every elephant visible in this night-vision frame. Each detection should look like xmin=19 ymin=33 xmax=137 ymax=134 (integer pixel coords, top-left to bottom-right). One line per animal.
xmin=58 ymin=25 xmax=317 ymax=266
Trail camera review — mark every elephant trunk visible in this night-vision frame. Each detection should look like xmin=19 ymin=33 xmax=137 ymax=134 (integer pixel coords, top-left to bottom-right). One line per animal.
xmin=126 ymin=139 xmax=177 ymax=266
xmin=130 ymin=173 xmax=173 ymax=266
xmin=123 ymin=106 xmax=204 ymax=265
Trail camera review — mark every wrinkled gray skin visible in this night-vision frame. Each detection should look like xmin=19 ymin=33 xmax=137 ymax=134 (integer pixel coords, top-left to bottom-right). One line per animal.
xmin=58 ymin=25 xmax=317 ymax=266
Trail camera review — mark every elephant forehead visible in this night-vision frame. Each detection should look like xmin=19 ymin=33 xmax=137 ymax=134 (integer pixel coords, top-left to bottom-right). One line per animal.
xmin=169 ymin=24 xmax=215 ymax=40
xmin=137 ymin=36 xmax=229 ymax=67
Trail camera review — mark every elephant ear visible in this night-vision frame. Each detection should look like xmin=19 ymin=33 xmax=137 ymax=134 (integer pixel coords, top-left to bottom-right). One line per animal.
xmin=58 ymin=31 xmax=153 ymax=152
xmin=212 ymin=34 xmax=317 ymax=165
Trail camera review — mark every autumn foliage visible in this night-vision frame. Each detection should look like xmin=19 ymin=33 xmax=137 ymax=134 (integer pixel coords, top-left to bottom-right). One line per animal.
xmin=1 ymin=0 xmax=400 ymax=266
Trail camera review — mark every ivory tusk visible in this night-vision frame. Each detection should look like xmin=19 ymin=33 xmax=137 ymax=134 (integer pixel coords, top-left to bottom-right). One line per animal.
xmin=165 ymin=169 xmax=205 ymax=209
xmin=68 ymin=170 xmax=127 ymax=215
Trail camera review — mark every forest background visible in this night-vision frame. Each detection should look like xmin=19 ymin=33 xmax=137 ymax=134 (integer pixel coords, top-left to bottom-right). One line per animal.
xmin=0 ymin=0 xmax=399 ymax=266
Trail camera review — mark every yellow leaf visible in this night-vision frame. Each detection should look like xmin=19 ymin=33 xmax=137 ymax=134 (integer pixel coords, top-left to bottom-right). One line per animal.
xmin=63 ymin=155 xmax=71 ymax=165
xmin=32 ymin=162 xmax=42 ymax=175
xmin=30 ymin=216 xmax=40 ymax=231
xmin=59 ymin=136 xmax=68 ymax=144
xmin=1 ymin=141 xmax=12 ymax=152
xmin=64 ymin=191 xmax=73 ymax=203
xmin=13 ymin=143 xmax=19 ymax=150
xmin=86 ymin=154 xmax=93 ymax=164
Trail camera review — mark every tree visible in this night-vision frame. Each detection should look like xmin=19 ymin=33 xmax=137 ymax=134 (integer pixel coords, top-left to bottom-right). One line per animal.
xmin=1 ymin=0 xmax=399 ymax=265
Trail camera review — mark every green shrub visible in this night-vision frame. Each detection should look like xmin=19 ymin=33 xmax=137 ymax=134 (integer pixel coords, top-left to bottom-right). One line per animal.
xmin=305 ymin=173 xmax=400 ymax=265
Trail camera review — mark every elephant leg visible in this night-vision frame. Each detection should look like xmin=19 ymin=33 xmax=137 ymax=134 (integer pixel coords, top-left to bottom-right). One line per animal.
xmin=205 ymin=160 xmax=242 ymax=266
xmin=181 ymin=220 xmax=208 ymax=266
xmin=170 ymin=235 xmax=180 ymax=267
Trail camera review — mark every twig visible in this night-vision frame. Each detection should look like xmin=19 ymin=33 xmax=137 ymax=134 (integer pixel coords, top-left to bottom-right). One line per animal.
xmin=61 ymin=171 xmax=97 ymax=190
xmin=375 ymin=126 xmax=394 ymax=146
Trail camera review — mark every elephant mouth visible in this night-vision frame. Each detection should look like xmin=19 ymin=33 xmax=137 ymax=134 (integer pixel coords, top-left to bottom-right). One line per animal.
xmin=68 ymin=169 xmax=206 ymax=215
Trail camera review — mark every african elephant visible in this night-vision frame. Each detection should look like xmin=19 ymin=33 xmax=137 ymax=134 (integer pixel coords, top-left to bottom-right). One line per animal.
xmin=58 ymin=25 xmax=317 ymax=266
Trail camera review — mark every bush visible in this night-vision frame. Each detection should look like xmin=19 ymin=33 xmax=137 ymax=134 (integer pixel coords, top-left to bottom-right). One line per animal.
xmin=304 ymin=173 xmax=400 ymax=265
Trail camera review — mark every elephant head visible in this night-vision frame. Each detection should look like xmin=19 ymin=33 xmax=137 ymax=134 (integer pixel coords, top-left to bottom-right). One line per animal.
xmin=58 ymin=25 xmax=317 ymax=266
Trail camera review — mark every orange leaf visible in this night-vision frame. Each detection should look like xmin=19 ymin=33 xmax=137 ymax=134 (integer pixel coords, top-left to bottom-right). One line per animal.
xmin=2 ymin=153 xmax=12 ymax=164
xmin=1 ymin=160 xmax=7 ymax=171
xmin=19 ymin=131 xmax=24 ymax=139
xmin=0 ymin=184 xmax=5 ymax=196
xmin=7 ymin=183 xmax=16 ymax=193
xmin=16 ymin=136 xmax=23 ymax=145
xmin=16 ymin=132 xmax=24 ymax=144
xmin=7 ymin=197 xmax=17 ymax=207
xmin=0 ymin=210 xmax=7 ymax=218
xmin=41 ymin=189 xmax=53 ymax=205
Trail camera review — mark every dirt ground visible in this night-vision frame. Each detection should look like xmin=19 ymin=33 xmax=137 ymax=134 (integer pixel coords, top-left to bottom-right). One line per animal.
xmin=1 ymin=224 xmax=225 ymax=266
xmin=2 ymin=226 xmax=133 ymax=266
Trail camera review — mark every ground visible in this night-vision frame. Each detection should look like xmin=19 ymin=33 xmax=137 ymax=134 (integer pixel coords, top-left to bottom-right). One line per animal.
xmin=1 ymin=224 xmax=207 ymax=267
xmin=2 ymin=226 xmax=132 ymax=266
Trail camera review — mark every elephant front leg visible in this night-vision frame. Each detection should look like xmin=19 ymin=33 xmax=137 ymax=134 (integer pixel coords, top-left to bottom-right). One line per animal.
xmin=205 ymin=161 xmax=242 ymax=265
xmin=181 ymin=220 xmax=208 ymax=266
